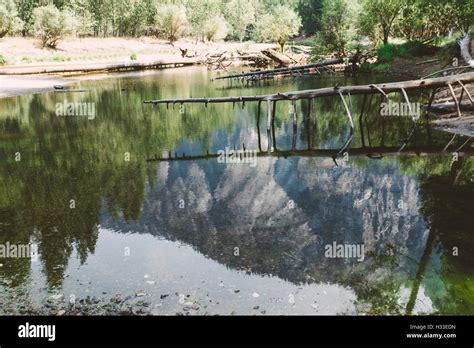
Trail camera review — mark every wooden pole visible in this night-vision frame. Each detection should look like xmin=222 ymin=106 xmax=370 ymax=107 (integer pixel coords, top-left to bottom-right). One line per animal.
xmin=359 ymin=94 xmax=367 ymax=147
xmin=266 ymin=99 xmax=272 ymax=153
xmin=256 ymin=100 xmax=262 ymax=152
xmin=144 ymin=73 xmax=474 ymax=106
xmin=272 ymin=100 xmax=277 ymax=151
xmin=457 ymin=79 xmax=474 ymax=104
xmin=213 ymin=59 xmax=343 ymax=81
xmin=448 ymin=83 xmax=462 ymax=117
xmin=307 ymin=99 xmax=313 ymax=150
xmin=291 ymin=99 xmax=297 ymax=150
xmin=338 ymin=90 xmax=355 ymax=132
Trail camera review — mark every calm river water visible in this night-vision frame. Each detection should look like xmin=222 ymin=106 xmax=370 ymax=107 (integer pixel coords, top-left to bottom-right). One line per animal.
xmin=0 ymin=67 xmax=472 ymax=315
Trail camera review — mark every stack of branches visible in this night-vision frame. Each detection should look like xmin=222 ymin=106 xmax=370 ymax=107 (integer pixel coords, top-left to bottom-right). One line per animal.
xmin=204 ymin=51 xmax=233 ymax=70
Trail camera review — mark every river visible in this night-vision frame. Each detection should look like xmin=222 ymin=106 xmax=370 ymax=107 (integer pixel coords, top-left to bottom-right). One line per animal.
xmin=0 ymin=67 xmax=472 ymax=315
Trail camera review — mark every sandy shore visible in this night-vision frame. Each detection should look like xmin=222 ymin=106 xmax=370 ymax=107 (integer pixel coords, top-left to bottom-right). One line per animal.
xmin=0 ymin=74 xmax=87 ymax=98
xmin=0 ymin=37 xmax=275 ymax=99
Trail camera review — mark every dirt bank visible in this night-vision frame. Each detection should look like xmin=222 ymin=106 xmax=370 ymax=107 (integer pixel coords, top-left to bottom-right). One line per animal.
xmin=0 ymin=37 xmax=276 ymax=98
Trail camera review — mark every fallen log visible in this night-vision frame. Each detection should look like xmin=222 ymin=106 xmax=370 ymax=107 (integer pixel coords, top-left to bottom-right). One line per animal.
xmin=429 ymin=101 xmax=474 ymax=113
xmin=0 ymin=58 xmax=198 ymax=75
xmin=145 ymin=72 xmax=474 ymax=106
xmin=262 ymin=49 xmax=292 ymax=66
xmin=214 ymin=58 xmax=344 ymax=81
xmin=238 ymin=54 xmax=272 ymax=68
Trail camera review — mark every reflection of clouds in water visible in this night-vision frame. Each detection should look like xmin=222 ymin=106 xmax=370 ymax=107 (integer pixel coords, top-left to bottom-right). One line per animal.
xmin=103 ymin=155 xmax=431 ymax=305
xmin=169 ymin=163 xmax=212 ymax=214
xmin=398 ymin=286 xmax=433 ymax=315
xmin=57 ymin=228 xmax=357 ymax=315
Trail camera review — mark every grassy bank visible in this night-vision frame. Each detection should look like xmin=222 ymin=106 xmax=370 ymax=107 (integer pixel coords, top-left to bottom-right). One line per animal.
xmin=360 ymin=34 xmax=470 ymax=77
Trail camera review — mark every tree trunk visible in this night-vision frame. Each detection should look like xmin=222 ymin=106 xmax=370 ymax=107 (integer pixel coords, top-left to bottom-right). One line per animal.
xmin=459 ymin=33 xmax=474 ymax=68
xmin=145 ymin=72 xmax=474 ymax=105
xmin=262 ymin=49 xmax=292 ymax=67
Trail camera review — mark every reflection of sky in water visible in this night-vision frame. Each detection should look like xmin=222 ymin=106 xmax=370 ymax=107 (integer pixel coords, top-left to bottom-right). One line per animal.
xmin=99 ymin=155 xmax=434 ymax=314
xmin=54 ymin=228 xmax=358 ymax=315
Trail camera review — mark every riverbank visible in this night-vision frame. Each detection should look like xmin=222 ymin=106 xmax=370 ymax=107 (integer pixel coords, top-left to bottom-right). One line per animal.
xmin=1 ymin=36 xmax=473 ymax=136
xmin=0 ymin=37 xmax=276 ymax=98
xmin=0 ymin=37 xmax=276 ymax=67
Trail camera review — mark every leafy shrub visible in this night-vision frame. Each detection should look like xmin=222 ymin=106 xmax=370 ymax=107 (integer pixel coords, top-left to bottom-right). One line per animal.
xmin=0 ymin=54 xmax=7 ymax=64
xmin=360 ymin=62 xmax=390 ymax=72
xmin=254 ymin=4 xmax=302 ymax=52
xmin=0 ymin=0 xmax=23 ymax=38
xmin=377 ymin=43 xmax=398 ymax=63
xmin=51 ymin=55 xmax=71 ymax=62
xmin=378 ymin=41 xmax=438 ymax=64
xmin=33 ymin=5 xmax=76 ymax=48
xmin=201 ymin=16 xmax=228 ymax=42
xmin=154 ymin=4 xmax=188 ymax=42
xmin=130 ymin=53 xmax=137 ymax=61
xmin=397 ymin=41 xmax=430 ymax=57
xmin=372 ymin=63 xmax=391 ymax=71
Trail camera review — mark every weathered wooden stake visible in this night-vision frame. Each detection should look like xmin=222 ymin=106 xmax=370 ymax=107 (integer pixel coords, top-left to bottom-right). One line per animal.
xmin=272 ymin=100 xmax=277 ymax=150
xmin=448 ymin=83 xmax=462 ymax=117
xmin=266 ymin=99 xmax=272 ymax=153
xmin=359 ymin=94 xmax=367 ymax=147
xmin=338 ymin=90 xmax=354 ymax=131
xmin=457 ymin=79 xmax=474 ymax=104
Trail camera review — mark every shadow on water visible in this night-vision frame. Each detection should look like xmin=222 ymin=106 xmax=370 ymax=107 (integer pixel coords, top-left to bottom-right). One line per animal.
xmin=0 ymin=67 xmax=473 ymax=315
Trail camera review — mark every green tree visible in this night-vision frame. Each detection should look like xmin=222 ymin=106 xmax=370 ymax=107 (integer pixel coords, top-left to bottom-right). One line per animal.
xmin=315 ymin=0 xmax=350 ymax=57
xmin=254 ymin=4 xmax=302 ymax=51
xmin=64 ymin=0 xmax=94 ymax=36
xmin=201 ymin=15 xmax=228 ymax=41
xmin=33 ymin=4 xmax=75 ymax=48
xmin=358 ymin=0 xmax=403 ymax=45
xmin=154 ymin=4 xmax=188 ymax=42
xmin=224 ymin=0 xmax=255 ymax=41
xmin=448 ymin=0 xmax=474 ymax=33
xmin=185 ymin=0 xmax=223 ymax=41
xmin=297 ymin=0 xmax=323 ymax=35
xmin=15 ymin=0 xmax=39 ymax=36
xmin=0 ymin=0 xmax=23 ymax=37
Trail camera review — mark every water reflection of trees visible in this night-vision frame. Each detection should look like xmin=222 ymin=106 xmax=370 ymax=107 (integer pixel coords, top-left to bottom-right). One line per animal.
xmin=0 ymin=72 xmax=472 ymax=313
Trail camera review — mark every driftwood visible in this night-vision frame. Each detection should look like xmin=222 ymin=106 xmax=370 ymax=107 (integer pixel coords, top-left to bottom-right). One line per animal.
xmin=145 ymin=72 xmax=474 ymax=146
xmin=178 ymin=48 xmax=188 ymax=58
xmin=238 ymin=54 xmax=272 ymax=68
xmin=145 ymin=72 xmax=474 ymax=105
xmin=0 ymin=59 xmax=197 ymax=75
xmin=289 ymin=46 xmax=312 ymax=54
xmin=429 ymin=101 xmax=474 ymax=113
xmin=214 ymin=59 xmax=344 ymax=81
xmin=262 ymin=49 xmax=292 ymax=66
xmin=204 ymin=52 xmax=233 ymax=70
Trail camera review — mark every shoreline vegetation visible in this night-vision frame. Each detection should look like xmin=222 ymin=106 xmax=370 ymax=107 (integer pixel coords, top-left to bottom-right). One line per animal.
xmin=0 ymin=0 xmax=473 ymax=129
xmin=0 ymin=1 xmax=472 ymax=97
xmin=0 ymin=1 xmax=472 ymax=140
